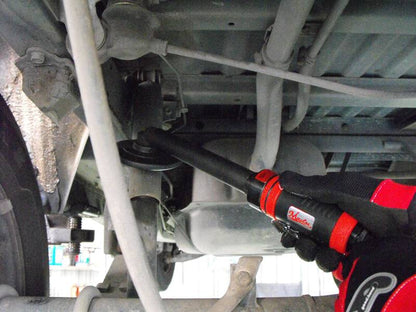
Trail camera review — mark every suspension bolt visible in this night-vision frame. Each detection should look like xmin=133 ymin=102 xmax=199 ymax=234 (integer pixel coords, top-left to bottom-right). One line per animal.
xmin=30 ymin=51 xmax=45 ymax=64
xmin=67 ymin=216 xmax=82 ymax=266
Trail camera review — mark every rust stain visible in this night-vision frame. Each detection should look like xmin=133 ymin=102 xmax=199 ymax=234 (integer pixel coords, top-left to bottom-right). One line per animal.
xmin=0 ymin=41 xmax=59 ymax=193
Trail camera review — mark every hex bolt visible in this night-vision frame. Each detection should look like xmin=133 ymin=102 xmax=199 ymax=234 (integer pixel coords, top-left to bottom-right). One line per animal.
xmin=30 ymin=51 xmax=45 ymax=64
xmin=67 ymin=216 xmax=82 ymax=266
xmin=237 ymin=270 xmax=252 ymax=287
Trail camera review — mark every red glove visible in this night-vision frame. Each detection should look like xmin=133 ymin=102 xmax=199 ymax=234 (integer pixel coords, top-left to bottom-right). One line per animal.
xmin=334 ymin=237 xmax=416 ymax=312
xmin=278 ymin=172 xmax=416 ymax=238
xmin=277 ymin=172 xmax=416 ymax=311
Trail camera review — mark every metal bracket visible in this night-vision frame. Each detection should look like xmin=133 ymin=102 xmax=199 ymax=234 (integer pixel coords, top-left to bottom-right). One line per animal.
xmin=208 ymin=256 xmax=263 ymax=312
xmin=15 ymin=47 xmax=80 ymax=123
xmin=163 ymin=101 xmax=182 ymax=123
xmin=45 ymin=215 xmax=94 ymax=245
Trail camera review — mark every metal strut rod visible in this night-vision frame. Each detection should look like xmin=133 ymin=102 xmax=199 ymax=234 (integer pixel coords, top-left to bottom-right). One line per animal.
xmin=165 ymin=44 xmax=416 ymax=99
xmin=62 ymin=2 xmax=165 ymax=312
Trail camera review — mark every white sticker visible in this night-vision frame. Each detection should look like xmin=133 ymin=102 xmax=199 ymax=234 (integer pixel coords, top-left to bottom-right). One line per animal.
xmin=287 ymin=206 xmax=315 ymax=231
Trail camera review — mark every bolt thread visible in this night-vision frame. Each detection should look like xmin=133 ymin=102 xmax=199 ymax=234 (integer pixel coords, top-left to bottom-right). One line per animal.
xmin=68 ymin=216 xmax=82 ymax=229
xmin=67 ymin=242 xmax=81 ymax=255
xmin=67 ymin=217 xmax=82 ymax=258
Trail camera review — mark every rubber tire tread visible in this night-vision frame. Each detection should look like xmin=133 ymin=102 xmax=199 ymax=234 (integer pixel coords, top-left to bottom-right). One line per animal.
xmin=0 ymin=94 xmax=49 ymax=296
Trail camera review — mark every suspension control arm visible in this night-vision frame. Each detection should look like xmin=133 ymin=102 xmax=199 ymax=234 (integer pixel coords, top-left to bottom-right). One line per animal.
xmin=143 ymin=128 xmax=368 ymax=254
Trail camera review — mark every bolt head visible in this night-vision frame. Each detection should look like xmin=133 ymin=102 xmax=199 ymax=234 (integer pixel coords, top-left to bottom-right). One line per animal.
xmin=31 ymin=51 xmax=45 ymax=64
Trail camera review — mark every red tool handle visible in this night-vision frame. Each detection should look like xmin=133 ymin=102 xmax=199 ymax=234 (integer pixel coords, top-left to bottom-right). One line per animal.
xmin=247 ymin=170 xmax=368 ymax=254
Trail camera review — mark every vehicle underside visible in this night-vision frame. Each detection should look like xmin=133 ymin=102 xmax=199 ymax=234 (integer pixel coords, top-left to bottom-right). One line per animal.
xmin=1 ymin=0 xmax=416 ymax=311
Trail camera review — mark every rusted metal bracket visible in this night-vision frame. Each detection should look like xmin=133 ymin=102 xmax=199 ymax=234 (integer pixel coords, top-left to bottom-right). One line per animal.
xmin=208 ymin=256 xmax=263 ymax=312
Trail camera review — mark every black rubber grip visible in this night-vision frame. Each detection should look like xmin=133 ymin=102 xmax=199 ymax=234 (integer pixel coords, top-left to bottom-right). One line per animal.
xmin=275 ymin=191 xmax=343 ymax=245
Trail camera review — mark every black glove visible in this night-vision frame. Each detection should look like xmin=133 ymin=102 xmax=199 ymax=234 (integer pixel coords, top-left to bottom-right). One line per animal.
xmin=334 ymin=237 xmax=416 ymax=312
xmin=277 ymin=171 xmax=416 ymax=271
xmin=276 ymin=171 xmax=416 ymax=311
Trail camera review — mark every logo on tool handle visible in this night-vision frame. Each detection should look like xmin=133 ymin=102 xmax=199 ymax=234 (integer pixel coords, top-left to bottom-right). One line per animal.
xmin=287 ymin=206 xmax=315 ymax=230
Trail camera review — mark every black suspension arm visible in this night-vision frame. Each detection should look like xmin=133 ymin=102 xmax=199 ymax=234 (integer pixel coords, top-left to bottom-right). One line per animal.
xmin=143 ymin=127 xmax=253 ymax=194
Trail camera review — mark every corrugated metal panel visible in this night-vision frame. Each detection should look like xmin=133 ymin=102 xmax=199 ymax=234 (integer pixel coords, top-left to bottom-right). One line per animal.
xmin=306 ymin=106 xmax=396 ymax=119
xmin=315 ymin=33 xmax=416 ymax=79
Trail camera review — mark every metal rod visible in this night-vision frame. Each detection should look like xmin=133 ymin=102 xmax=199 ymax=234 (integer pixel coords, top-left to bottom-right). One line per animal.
xmin=284 ymin=0 xmax=350 ymax=131
xmin=264 ymin=0 xmax=315 ymax=64
xmin=166 ymin=44 xmax=416 ymax=99
xmin=250 ymin=0 xmax=314 ymax=171
xmin=62 ymin=2 xmax=165 ymax=312
xmin=0 ymin=296 xmax=337 ymax=312
xmin=144 ymin=128 xmax=254 ymax=193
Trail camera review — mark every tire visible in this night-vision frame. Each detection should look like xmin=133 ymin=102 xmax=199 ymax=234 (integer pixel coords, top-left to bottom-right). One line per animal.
xmin=0 ymin=93 xmax=49 ymax=296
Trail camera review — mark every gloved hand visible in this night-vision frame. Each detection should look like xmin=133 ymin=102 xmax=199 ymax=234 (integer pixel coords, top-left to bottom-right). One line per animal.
xmin=277 ymin=171 xmax=416 ymax=271
xmin=277 ymin=171 xmax=416 ymax=312
xmin=279 ymin=171 xmax=416 ymax=238
xmin=333 ymin=237 xmax=416 ymax=312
